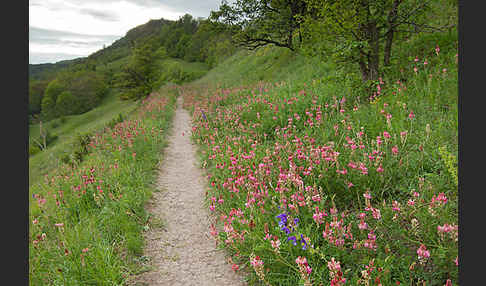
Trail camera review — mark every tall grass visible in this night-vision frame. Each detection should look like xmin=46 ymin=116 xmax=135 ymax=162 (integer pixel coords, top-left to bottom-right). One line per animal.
xmin=29 ymin=86 xmax=177 ymax=285
xmin=182 ymin=29 xmax=457 ymax=285
xmin=29 ymin=91 xmax=138 ymax=187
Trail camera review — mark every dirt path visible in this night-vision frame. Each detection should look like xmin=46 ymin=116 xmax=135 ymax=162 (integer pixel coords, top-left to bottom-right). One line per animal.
xmin=133 ymin=96 xmax=246 ymax=286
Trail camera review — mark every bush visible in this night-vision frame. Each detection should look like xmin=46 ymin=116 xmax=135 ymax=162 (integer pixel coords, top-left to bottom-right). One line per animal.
xmin=71 ymin=132 xmax=93 ymax=165
xmin=107 ymin=113 xmax=124 ymax=129
xmin=41 ymin=79 xmax=65 ymax=120
xmin=29 ymin=144 xmax=41 ymax=156
xmin=56 ymin=90 xmax=77 ymax=116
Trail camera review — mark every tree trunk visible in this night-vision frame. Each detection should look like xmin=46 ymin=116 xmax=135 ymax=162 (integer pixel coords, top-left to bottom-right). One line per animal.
xmin=359 ymin=53 xmax=370 ymax=82
xmin=384 ymin=0 xmax=401 ymax=66
xmin=369 ymin=21 xmax=380 ymax=81
xmin=384 ymin=30 xmax=394 ymax=66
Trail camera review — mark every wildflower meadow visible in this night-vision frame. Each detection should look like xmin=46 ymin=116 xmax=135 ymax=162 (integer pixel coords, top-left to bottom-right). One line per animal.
xmin=183 ymin=42 xmax=458 ymax=285
xmin=29 ymin=88 xmax=177 ymax=284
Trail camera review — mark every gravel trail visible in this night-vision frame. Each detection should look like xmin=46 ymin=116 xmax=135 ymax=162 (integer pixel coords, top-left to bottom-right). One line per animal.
xmin=134 ymin=96 xmax=246 ymax=286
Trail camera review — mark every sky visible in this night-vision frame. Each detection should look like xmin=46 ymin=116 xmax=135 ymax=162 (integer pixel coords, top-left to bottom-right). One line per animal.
xmin=29 ymin=0 xmax=223 ymax=64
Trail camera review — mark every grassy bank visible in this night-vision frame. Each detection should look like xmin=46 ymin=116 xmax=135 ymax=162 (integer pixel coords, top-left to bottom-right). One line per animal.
xmin=182 ymin=30 xmax=457 ymax=285
xmin=29 ymin=86 xmax=177 ymax=285
xmin=29 ymin=90 xmax=138 ymax=187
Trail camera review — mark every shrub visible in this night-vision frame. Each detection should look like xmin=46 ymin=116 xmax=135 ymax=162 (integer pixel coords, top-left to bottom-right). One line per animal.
xmin=41 ymin=79 xmax=65 ymax=120
xmin=56 ymin=90 xmax=77 ymax=116
xmin=29 ymin=144 xmax=41 ymax=156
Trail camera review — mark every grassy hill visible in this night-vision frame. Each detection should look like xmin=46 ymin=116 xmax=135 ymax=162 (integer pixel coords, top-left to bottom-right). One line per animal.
xmin=29 ymin=3 xmax=458 ymax=284
xmin=180 ymin=24 xmax=458 ymax=285
xmin=29 ymin=90 xmax=138 ymax=187
xmin=28 ymin=18 xmax=173 ymax=81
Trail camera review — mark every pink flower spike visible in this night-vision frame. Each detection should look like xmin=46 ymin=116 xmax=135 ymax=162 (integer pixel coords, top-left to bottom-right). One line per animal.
xmin=417 ymin=244 xmax=430 ymax=260
xmin=376 ymin=165 xmax=384 ymax=173
xmin=409 ymin=111 xmax=415 ymax=119
xmin=232 ymin=264 xmax=239 ymax=272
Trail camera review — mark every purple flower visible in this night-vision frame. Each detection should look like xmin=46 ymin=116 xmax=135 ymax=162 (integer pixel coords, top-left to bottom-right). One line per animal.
xmin=288 ymin=236 xmax=297 ymax=246
xmin=276 ymin=213 xmax=288 ymax=224
xmin=281 ymin=226 xmax=291 ymax=234
xmin=300 ymin=234 xmax=308 ymax=250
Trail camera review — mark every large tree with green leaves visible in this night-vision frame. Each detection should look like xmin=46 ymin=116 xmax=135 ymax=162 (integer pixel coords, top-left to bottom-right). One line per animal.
xmin=55 ymin=91 xmax=77 ymax=116
xmin=41 ymin=79 xmax=65 ymax=120
xmin=116 ymin=41 xmax=165 ymax=100
xmin=301 ymin=0 xmax=455 ymax=81
xmin=210 ymin=0 xmax=310 ymax=51
xmin=29 ymin=80 xmax=49 ymax=116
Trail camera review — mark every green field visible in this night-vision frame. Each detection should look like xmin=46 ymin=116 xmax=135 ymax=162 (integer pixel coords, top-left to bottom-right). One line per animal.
xmin=29 ymin=90 xmax=138 ymax=187
xmin=29 ymin=4 xmax=458 ymax=283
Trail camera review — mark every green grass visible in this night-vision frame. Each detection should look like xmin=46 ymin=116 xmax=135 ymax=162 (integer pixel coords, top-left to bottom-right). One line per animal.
xmin=194 ymin=46 xmax=334 ymax=88
xmin=29 ymin=89 xmax=138 ymax=187
xmin=29 ymin=85 xmax=177 ymax=285
xmin=182 ymin=27 xmax=458 ymax=285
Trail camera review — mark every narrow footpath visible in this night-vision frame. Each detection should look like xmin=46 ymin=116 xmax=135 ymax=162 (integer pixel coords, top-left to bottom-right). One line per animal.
xmin=134 ymin=96 xmax=246 ymax=286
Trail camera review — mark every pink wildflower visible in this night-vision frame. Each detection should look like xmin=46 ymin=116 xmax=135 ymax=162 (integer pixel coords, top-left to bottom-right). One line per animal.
xmin=417 ymin=244 xmax=430 ymax=261
xmin=232 ymin=264 xmax=239 ymax=272
xmin=409 ymin=111 xmax=415 ymax=119
xmin=250 ymin=255 xmax=264 ymax=267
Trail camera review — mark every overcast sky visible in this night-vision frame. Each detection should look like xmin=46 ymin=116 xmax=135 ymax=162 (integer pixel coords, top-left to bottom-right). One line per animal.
xmin=29 ymin=0 xmax=224 ymax=64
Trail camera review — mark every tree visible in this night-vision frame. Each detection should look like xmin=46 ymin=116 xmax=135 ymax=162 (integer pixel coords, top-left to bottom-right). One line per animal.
xmin=116 ymin=42 xmax=161 ymax=100
xmin=301 ymin=0 xmax=454 ymax=81
xmin=29 ymin=80 xmax=49 ymax=115
xmin=41 ymin=79 xmax=65 ymax=120
xmin=210 ymin=0 xmax=310 ymax=51
xmin=56 ymin=91 xmax=77 ymax=116
xmin=65 ymin=70 xmax=107 ymax=113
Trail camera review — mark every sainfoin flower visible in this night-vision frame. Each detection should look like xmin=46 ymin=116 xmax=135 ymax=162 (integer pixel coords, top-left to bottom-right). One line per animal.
xmin=409 ymin=111 xmax=415 ymax=119
xmin=232 ymin=264 xmax=239 ymax=272
xmin=417 ymin=244 xmax=430 ymax=261
xmin=296 ymin=256 xmax=312 ymax=274
xmin=328 ymin=257 xmax=346 ymax=286
xmin=250 ymin=255 xmax=263 ymax=267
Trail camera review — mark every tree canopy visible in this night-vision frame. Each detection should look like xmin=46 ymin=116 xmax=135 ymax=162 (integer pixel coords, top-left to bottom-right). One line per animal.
xmin=210 ymin=0 xmax=310 ymax=51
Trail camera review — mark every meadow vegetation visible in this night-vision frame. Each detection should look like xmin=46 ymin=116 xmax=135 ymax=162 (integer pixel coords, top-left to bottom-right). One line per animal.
xmin=29 ymin=86 xmax=177 ymax=284
xmin=181 ymin=20 xmax=457 ymax=286
xmin=29 ymin=0 xmax=457 ymax=284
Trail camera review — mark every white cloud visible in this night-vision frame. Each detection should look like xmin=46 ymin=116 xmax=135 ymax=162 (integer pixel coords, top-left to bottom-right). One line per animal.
xmin=29 ymin=0 xmax=184 ymax=37
xmin=28 ymin=0 xmax=223 ymax=63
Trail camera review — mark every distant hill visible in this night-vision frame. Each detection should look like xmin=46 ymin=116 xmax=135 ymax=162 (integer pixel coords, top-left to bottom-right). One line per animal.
xmin=88 ymin=18 xmax=173 ymax=63
xmin=28 ymin=58 xmax=85 ymax=81
xmin=29 ymin=18 xmax=174 ymax=81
